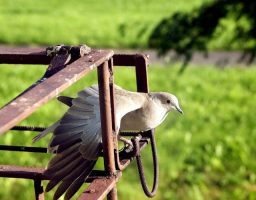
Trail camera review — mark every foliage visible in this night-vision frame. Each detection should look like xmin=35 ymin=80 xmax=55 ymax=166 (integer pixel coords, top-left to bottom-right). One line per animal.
xmin=0 ymin=65 xmax=256 ymax=199
xmin=149 ymin=0 xmax=256 ymax=63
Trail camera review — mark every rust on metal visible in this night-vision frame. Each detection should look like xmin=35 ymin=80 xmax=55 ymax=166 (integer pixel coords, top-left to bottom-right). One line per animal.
xmin=97 ymin=61 xmax=116 ymax=174
xmin=97 ymin=61 xmax=118 ymax=200
xmin=0 ymin=46 xmax=153 ymax=200
xmin=0 ymin=50 xmax=114 ymax=135
xmin=0 ymin=165 xmax=46 ymax=180
xmin=0 ymin=47 xmax=50 ymax=64
xmin=78 ymin=172 xmax=121 ymax=200
xmin=0 ymin=164 xmax=115 ymax=182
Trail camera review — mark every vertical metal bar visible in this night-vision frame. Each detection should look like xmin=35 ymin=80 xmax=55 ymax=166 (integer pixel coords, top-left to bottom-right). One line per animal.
xmin=134 ymin=54 xmax=159 ymax=197
xmin=135 ymin=55 xmax=149 ymax=92
xmin=34 ymin=179 xmax=44 ymax=200
xmin=97 ymin=61 xmax=117 ymax=200
xmin=108 ymin=58 xmax=116 ymax=132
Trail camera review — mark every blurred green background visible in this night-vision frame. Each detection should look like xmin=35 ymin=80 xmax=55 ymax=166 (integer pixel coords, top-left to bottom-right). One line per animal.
xmin=0 ymin=0 xmax=256 ymax=200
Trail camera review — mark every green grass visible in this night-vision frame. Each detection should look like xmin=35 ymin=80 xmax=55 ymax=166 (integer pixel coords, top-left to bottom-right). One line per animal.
xmin=0 ymin=0 xmax=251 ymax=51
xmin=0 ymin=64 xmax=256 ymax=199
xmin=0 ymin=0 xmax=208 ymax=48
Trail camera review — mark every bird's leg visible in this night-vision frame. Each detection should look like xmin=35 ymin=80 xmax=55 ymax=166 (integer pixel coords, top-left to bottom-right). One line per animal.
xmin=117 ymin=135 xmax=133 ymax=152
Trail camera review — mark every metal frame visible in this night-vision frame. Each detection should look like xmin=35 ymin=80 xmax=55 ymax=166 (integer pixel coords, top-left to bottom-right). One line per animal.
xmin=0 ymin=47 xmax=150 ymax=200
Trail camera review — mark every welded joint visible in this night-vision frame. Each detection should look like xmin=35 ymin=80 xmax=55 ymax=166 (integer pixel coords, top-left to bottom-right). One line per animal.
xmin=105 ymin=171 xmax=121 ymax=180
xmin=135 ymin=54 xmax=149 ymax=67
xmin=44 ymin=44 xmax=92 ymax=78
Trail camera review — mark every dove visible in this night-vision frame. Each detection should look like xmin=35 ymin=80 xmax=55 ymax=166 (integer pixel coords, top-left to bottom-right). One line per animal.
xmin=33 ymin=84 xmax=182 ymax=200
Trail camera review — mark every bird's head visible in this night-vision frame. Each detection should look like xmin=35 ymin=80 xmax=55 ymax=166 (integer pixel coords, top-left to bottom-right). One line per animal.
xmin=150 ymin=92 xmax=183 ymax=114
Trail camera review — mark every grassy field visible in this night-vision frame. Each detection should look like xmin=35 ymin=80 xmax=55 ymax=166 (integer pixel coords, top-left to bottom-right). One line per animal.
xmin=0 ymin=64 xmax=255 ymax=199
xmin=0 ymin=0 xmax=224 ymax=49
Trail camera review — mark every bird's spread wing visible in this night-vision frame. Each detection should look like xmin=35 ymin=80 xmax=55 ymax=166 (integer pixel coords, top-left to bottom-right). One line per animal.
xmin=33 ymin=84 xmax=145 ymax=199
xmin=43 ymin=85 xmax=102 ymax=200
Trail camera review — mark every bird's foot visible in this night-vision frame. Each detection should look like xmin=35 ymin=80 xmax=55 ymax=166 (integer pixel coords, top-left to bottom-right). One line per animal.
xmin=118 ymin=136 xmax=134 ymax=152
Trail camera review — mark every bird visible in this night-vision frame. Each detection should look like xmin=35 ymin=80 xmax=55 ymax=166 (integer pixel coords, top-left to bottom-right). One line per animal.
xmin=33 ymin=84 xmax=183 ymax=200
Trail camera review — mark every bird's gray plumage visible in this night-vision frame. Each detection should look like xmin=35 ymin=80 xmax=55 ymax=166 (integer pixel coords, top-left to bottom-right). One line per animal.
xmin=33 ymin=84 xmax=182 ymax=200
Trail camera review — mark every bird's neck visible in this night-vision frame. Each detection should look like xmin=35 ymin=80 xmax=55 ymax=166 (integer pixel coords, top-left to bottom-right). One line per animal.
xmin=143 ymin=94 xmax=169 ymax=127
xmin=120 ymin=93 xmax=168 ymax=131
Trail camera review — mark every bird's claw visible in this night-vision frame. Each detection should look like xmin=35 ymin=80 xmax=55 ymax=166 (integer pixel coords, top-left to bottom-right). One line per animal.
xmin=124 ymin=140 xmax=134 ymax=153
xmin=118 ymin=136 xmax=134 ymax=152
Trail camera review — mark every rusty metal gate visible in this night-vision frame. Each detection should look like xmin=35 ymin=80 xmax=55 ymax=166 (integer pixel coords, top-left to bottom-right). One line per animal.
xmin=0 ymin=46 xmax=154 ymax=200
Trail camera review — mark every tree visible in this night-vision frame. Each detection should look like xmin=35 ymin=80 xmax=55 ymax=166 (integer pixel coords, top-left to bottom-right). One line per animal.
xmin=148 ymin=0 xmax=256 ymax=64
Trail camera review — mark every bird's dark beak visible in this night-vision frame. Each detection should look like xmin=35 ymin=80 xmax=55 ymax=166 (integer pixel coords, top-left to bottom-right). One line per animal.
xmin=176 ymin=106 xmax=183 ymax=114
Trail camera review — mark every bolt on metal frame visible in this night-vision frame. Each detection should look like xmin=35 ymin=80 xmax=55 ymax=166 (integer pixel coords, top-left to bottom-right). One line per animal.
xmin=0 ymin=46 xmax=151 ymax=200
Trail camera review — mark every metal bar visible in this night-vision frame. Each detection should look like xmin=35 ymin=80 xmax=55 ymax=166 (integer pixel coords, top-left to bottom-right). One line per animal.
xmin=0 ymin=145 xmax=47 ymax=153
xmin=108 ymin=58 xmax=116 ymax=133
xmin=0 ymin=47 xmax=133 ymax=65
xmin=0 ymin=165 xmax=46 ymax=180
xmin=133 ymin=49 xmax=160 ymax=198
xmin=97 ymin=61 xmax=116 ymax=174
xmin=78 ymin=172 xmax=121 ymax=200
xmin=0 ymin=165 xmax=111 ymax=182
xmin=97 ymin=61 xmax=117 ymax=200
xmin=0 ymin=50 xmax=114 ymax=135
xmin=11 ymin=126 xmax=46 ymax=132
xmin=135 ymin=54 xmax=149 ymax=92
xmin=113 ymin=54 xmax=147 ymax=67
xmin=0 ymin=47 xmax=50 ymax=64
xmin=34 ymin=179 xmax=44 ymax=200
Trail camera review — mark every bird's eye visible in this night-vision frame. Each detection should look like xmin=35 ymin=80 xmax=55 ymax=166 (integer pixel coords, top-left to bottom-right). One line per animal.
xmin=166 ymin=100 xmax=171 ymax=104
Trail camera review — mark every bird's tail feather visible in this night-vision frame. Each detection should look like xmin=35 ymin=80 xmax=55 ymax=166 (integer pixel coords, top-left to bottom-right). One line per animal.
xmin=44 ymin=142 xmax=98 ymax=200
xmin=32 ymin=121 xmax=60 ymax=142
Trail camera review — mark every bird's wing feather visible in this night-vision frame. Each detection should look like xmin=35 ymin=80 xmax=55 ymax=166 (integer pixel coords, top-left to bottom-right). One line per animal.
xmin=44 ymin=85 xmax=102 ymax=200
xmin=32 ymin=121 xmax=60 ymax=142
xmin=32 ymin=95 xmax=75 ymax=142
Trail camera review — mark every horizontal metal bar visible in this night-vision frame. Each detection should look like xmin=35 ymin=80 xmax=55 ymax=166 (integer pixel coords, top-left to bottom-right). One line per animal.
xmin=0 ymin=50 xmax=114 ymax=135
xmin=0 ymin=145 xmax=47 ymax=153
xmin=78 ymin=172 xmax=121 ymax=200
xmin=0 ymin=165 xmax=112 ymax=182
xmin=0 ymin=137 xmax=149 ymax=181
xmin=11 ymin=126 xmax=46 ymax=132
xmin=0 ymin=47 xmax=50 ymax=64
xmin=0 ymin=165 xmax=46 ymax=180
xmin=0 ymin=47 xmax=147 ymax=66
xmin=113 ymin=54 xmax=148 ymax=66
